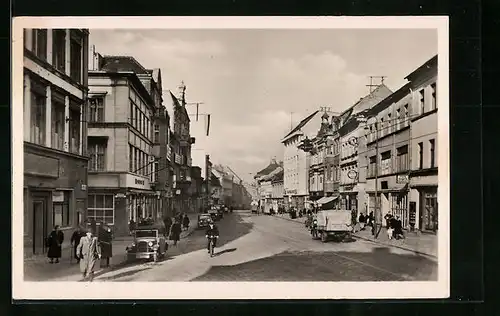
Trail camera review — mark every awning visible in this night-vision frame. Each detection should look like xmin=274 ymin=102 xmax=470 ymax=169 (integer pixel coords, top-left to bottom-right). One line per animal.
xmin=316 ymin=196 xmax=339 ymax=205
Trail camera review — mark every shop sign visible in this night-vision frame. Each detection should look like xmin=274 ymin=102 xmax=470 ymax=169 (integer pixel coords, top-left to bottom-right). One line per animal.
xmin=123 ymin=174 xmax=151 ymax=190
xmin=81 ymin=184 xmax=87 ymax=191
xmin=397 ymin=174 xmax=409 ymax=184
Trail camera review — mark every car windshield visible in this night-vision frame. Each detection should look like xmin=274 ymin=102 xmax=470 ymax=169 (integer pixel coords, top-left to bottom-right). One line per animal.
xmin=135 ymin=230 xmax=157 ymax=238
xmin=199 ymin=215 xmax=210 ymax=220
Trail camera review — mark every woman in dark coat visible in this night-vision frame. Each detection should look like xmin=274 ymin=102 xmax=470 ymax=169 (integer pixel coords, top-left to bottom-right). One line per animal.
xmin=182 ymin=215 xmax=190 ymax=231
xmin=47 ymin=225 xmax=64 ymax=263
xmin=170 ymin=220 xmax=182 ymax=246
xmin=98 ymin=223 xmax=113 ymax=268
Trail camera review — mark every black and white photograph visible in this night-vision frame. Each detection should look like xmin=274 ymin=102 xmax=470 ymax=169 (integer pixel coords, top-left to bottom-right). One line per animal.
xmin=12 ymin=17 xmax=449 ymax=299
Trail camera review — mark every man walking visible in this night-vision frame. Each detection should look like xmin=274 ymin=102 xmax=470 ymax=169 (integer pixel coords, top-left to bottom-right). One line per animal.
xmin=77 ymin=228 xmax=101 ymax=282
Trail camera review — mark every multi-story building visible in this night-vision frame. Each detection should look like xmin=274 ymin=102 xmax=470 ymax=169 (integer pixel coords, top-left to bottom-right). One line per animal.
xmin=189 ymin=166 xmax=204 ymax=213
xmin=212 ymin=165 xmax=233 ymax=206
xmin=23 ymin=28 xmax=89 ymax=256
xmin=282 ymin=110 xmax=331 ymax=210
xmin=407 ymin=55 xmax=438 ymax=233
xmin=301 ymin=112 xmax=341 ymax=210
xmin=271 ymin=169 xmax=284 ymax=211
xmin=167 ymin=83 xmax=195 ymax=215
xmin=362 ymin=83 xmax=412 ymax=227
xmin=254 ymin=158 xmax=281 ymax=210
xmin=87 ymin=54 xmax=160 ymax=236
xmin=209 ymin=171 xmax=222 ymax=206
xmin=338 ymin=84 xmax=393 ymax=218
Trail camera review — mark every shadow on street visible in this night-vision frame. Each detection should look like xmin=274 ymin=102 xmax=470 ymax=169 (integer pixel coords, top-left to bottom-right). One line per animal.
xmin=96 ymin=266 xmax=153 ymax=282
xmin=192 ymin=246 xmax=438 ymax=282
xmin=214 ymin=248 xmax=237 ymax=257
xmin=167 ymin=211 xmax=254 ymax=258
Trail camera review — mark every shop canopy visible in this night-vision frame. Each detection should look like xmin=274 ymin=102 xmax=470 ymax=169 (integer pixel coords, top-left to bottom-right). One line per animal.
xmin=316 ymin=196 xmax=339 ymax=205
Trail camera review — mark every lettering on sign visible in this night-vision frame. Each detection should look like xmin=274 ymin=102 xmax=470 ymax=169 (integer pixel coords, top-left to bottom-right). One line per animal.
xmin=397 ymin=174 xmax=409 ymax=184
xmin=135 ymin=178 xmax=145 ymax=185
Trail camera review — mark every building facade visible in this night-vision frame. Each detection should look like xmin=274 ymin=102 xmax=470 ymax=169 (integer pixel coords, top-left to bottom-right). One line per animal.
xmin=271 ymin=170 xmax=284 ymax=211
xmin=363 ymin=84 xmax=412 ymax=227
xmin=407 ymin=55 xmax=438 ymax=233
xmin=168 ymin=84 xmax=195 ymax=215
xmin=338 ymin=85 xmax=393 ymax=218
xmin=23 ymin=28 xmax=90 ymax=256
xmin=87 ymin=54 xmax=160 ymax=236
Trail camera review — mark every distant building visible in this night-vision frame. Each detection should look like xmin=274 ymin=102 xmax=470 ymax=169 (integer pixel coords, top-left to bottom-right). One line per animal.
xmin=23 ymin=28 xmax=89 ymax=255
xmin=271 ymin=169 xmax=284 ymax=211
xmin=254 ymin=159 xmax=282 ymax=212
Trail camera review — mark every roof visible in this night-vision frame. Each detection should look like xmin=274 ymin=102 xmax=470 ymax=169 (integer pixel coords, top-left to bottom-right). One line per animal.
xmin=169 ymin=91 xmax=190 ymax=123
xmin=260 ymin=166 xmax=283 ymax=181
xmin=255 ymin=161 xmax=281 ymax=178
xmin=365 ymin=82 xmax=412 ymax=116
xmin=210 ymin=172 xmax=222 ymax=187
xmin=100 ymin=56 xmax=150 ymax=74
xmin=282 ymin=110 xmax=319 ymax=142
xmin=271 ymin=169 xmax=284 ymax=183
xmin=405 ymin=55 xmax=438 ymax=81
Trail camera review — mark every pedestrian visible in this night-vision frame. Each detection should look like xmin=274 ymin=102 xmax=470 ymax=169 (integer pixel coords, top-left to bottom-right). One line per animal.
xmin=98 ymin=223 xmax=113 ymax=268
xmin=182 ymin=214 xmax=190 ymax=231
xmin=89 ymin=218 xmax=97 ymax=236
xmin=77 ymin=228 xmax=101 ymax=282
xmin=390 ymin=215 xmax=404 ymax=240
xmin=163 ymin=216 xmax=173 ymax=237
xmin=384 ymin=213 xmax=393 ymax=228
xmin=128 ymin=219 xmax=136 ymax=235
xmin=358 ymin=213 xmax=366 ymax=230
xmin=170 ymin=220 xmax=182 ymax=246
xmin=70 ymin=226 xmax=85 ymax=263
xmin=46 ymin=225 xmax=64 ymax=264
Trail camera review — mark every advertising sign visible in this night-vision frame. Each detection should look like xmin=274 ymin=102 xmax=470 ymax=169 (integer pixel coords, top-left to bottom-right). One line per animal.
xmin=123 ymin=174 xmax=151 ymax=190
xmin=396 ymin=174 xmax=409 ymax=184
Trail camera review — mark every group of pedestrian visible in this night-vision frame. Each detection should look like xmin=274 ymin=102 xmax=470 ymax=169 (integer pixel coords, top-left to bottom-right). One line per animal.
xmin=160 ymin=213 xmax=191 ymax=247
xmin=384 ymin=213 xmax=404 ymax=240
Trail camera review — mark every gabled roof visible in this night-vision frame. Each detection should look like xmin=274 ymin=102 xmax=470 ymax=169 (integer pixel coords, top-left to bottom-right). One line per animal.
xmin=100 ymin=56 xmax=149 ymax=74
xmin=405 ymin=55 xmax=438 ymax=82
xmin=271 ymin=169 xmax=284 ymax=183
xmin=255 ymin=160 xmax=281 ymax=178
xmin=281 ymin=110 xmax=319 ymax=143
xmin=169 ymin=91 xmax=190 ymax=123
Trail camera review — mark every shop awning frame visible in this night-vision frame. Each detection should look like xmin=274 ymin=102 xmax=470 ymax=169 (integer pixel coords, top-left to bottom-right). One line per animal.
xmin=316 ymin=196 xmax=339 ymax=205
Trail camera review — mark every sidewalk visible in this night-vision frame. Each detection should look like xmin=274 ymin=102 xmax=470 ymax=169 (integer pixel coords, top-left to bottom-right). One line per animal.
xmin=271 ymin=213 xmax=437 ymax=259
xmin=24 ymin=214 xmax=198 ymax=282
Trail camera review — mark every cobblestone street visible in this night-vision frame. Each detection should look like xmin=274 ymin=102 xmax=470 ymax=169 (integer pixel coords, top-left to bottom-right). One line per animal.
xmin=81 ymin=211 xmax=437 ymax=282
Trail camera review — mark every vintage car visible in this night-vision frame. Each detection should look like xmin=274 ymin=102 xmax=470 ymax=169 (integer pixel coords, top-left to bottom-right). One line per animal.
xmin=126 ymin=222 xmax=168 ymax=262
xmin=198 ymin=213 xmax=212 ymax=229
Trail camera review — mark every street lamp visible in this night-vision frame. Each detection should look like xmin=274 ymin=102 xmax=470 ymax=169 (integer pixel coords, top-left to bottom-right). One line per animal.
xmin=357 ymin=113 xmax=382 ymax=239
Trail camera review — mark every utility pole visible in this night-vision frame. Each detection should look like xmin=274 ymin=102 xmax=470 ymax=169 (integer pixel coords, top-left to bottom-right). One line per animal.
xmin=366 ymin=76 xmax=387 ymax=93
xmin=290 ymin=112 xmax=294 ymax=131
xmin=185 ymin=102 xmax=205 ymax=121
xmin=374 ymin=119 xmax=380 ymax=238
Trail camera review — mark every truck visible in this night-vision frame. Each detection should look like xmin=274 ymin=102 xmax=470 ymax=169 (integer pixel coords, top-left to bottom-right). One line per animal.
xmin=311 ymin=209 xmax=353 ymax=242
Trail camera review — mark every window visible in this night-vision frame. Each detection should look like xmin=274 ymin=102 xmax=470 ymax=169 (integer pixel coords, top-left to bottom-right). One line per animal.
xmin=379 ymin=118 xmax=384 ymax=137
xmin=31 ymin=29 xmax=47 ymax=60
xmin=380 ymin=151 xmax=392 ymax=176
xmin=129 ymin=144 xmax=134 ymax=172
xmin=51 ymin=91 xmax=65 ymax=151
xmin=154 ymin=124 xmax=160 ymax=143
xmin=152 ymin=161 xmax=159 ymax=182
xmin=89 ymin=96 xmax=104 ymax=122
xmin=52 ymin=30 xmax=66 ymax=73
xmin=396 ymin=108 xmax=401 ymax=130
xmin=69 ymin=101 xmax=80 ymax=154
xmin=429 ymin=139 xmax=436 ymax=168
xmin=396 ymin=145 xmax=409 ymax=172
xmin=423 ymin=190 xmax=438 ymax=231
xmin=368 ymin=156 xmax=376 ymax=177
xmin=129 ymin=102 xmax=134 ymax=125
xmin=419 ymin=89 xmax=425 ymax=114
xmin=431 ymin=83 xmax=437 ymax=110
xmin=403 ymin=104 xmax=409 ymax=127
xmin=418 ymin=142 xmax=423 ymax=169
xmin=70 ymin=31 xmax=82 ymax=83
xmin=387 ymin=113 xmax=392 ymax=134
xmin=88 ymin=194 xmax=114 ymax=225
xmin=52 ymin=191 xmax=70 ymax=227
xmin=30 ymin=82 xmax=46 ymax=145
xmin=88 ymin=138 xmax=107 ymax=171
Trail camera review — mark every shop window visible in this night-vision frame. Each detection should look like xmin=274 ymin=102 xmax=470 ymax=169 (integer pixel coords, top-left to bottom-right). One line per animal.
xmin=89 ymin=96 xmax=105 ymax=122
xmin=88 ymin=137 xmax=107 ymax=171
xmin=31 ymin=29 xmax=47 ymax=60
xmin=70 ymin=30 xmax=82 ymax=83
xmin=88 ymin=194 xmax=114 ymax=225
xmin=53 ymin=191 xmax=70 ymax=228
xmin=51 ymin=91 xmax=66 ymax=151
xmin=30 ymin=82 xmax=46 ymax=145
xmin=423 ymin=190 xmax=438 ymax=231
xmin=52 ymin=29 xmax=66 ymax=73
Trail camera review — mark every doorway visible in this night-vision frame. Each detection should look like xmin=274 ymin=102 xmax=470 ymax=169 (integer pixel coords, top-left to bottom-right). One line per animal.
xmin=32 ymin=197 xmax=48 ymax=255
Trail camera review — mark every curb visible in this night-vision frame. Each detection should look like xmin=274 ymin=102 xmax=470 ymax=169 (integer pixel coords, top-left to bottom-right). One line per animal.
xmin=353 ymin=234 xmax=437 ymax=260
xmin=272 ymin=214 xmax=437 ymax=260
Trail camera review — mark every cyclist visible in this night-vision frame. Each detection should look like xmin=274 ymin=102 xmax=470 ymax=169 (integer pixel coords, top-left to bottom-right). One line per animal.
xmin=205 ymin=220 xmax=220 ymax=253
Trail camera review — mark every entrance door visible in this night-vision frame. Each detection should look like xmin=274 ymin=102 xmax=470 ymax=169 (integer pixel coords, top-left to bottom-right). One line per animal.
xmin=421 ymin=188 xmax=438 ymax=232
xmin=32 ymin=198 xmax=48 ymax=255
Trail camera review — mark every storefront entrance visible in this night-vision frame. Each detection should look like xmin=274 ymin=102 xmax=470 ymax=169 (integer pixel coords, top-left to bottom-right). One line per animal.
xmin=420 ymin=187 xmax=438 ymax=232
xmin=32 ymin=195 xmax=48 ymax=255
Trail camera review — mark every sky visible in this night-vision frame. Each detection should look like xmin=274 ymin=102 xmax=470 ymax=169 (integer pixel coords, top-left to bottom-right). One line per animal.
xmin=89 ymin=29 xmax=437 ymax=183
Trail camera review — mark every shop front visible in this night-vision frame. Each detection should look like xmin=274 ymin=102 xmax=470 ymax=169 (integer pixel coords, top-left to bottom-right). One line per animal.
xmin=24 ymin=144 xmax=88 ymax=256
xmin=409 ymin=171 xmax=438 ymax=233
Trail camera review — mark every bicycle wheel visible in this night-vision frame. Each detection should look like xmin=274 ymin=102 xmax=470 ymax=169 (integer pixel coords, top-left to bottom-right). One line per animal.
xmin=209 ymin=241 xmax=214 ymax=257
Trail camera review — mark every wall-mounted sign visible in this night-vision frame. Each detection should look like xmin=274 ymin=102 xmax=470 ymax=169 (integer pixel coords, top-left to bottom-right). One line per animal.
xmin=123 ymin=174 xmax=151 ymax=190
xmin=52 ymin=191 xmax=64 ymax=202
xmin=81 ymin=184 xmax=87 ymax=191
xmin=347 ymin=170 xmax=358 ymax=180
xmin=396 ymin=174 xmax=409 ymax=184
